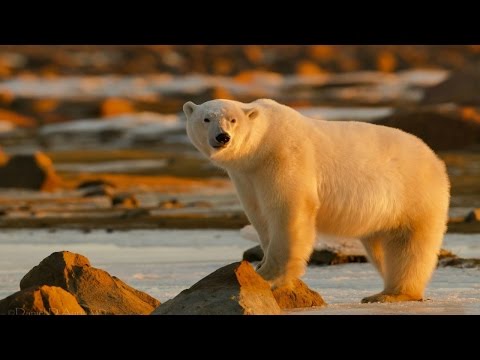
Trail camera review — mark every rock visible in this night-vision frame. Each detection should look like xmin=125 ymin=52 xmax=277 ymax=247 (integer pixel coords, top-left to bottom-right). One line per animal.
xmin=436 ymin=248 xmax=480 ymax=268
xmin=244 ymin=245 xmax=455 ymax=267
xmin=82 ymin=185 xmax=115 ymax=198
xmin=112 ymin=193 xmax=138 ymax=208
xmin=0 ymin=147 xmax=8 ymax=166
xmin=20 ymin=251 xmax=160 ymax=315
xmin=153 ymin=261 xmax=281 ymax=315
xmin=242 ymin=245 xmax=367 ymax=266
xmin=374 ymin=107 xmax=480 ymax=151
xmin=465 ymin=209 xmax=480 ymax=222
xmin=0 ymin=108 xmax=37 ymax=128
xmin=185 ymin=200 xmax=213 ymax=208
xmin=273 ymin=279 xmax=326 ymax=309
xmin=243 ymin=245 xmax=265 ymax=262
xmin=438 ymin=256 xmax=480 ymax=268
xmin=158 ymin=198 xmax=184 ymax=209
xmin=0 ymin=152 xmax=61 ymax=191
xmin=422 ymin=69 xmax=480 ymax=105
xmin=0 ymin=285 xmax=86 ymax=315
xmin=120 ymin=208 xmax=150 ymax=219
xmin=76 ymin=179 xmax=116 ymax=190
xmin=438 ymin=248 xmax=457 ymax=260
xmin=309 ymin=250 xmax=367 ymax=265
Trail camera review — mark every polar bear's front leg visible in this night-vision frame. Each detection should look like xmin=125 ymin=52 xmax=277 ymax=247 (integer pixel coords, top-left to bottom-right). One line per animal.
xmin=256 ymin=199 xmax=317 ymax=288
xmin=229 ymin=172 xmax=270 ymax=266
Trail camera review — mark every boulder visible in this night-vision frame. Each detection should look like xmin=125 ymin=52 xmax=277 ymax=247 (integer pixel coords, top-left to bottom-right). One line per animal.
xmin=374 ymin=107 xmax=480 ymax=151
xmin=465 ymin=209 xmax=480 ymax=222
xmin=112 ymin=193 xmax=139 ymax=208
xmin=0 ymin=147 xmax=8 ymax=166
xmin=0 ymin=152 xmax=61 ymax=191
xmin=309 ymin=249 xmax=367 ymax=265
xmin=76 ymin=179 xmax=116 ymax=190
xmin=20 ymin=251 xmax=160 ymax=315
xmin=0 ymin=285 xmax=86 ymax=315
xmin=242 ymin=245 xmax=265 ymax=262
xmin=437 ymin=249 xmax=480 ymax=269
xmin=439 ymin=257 xmax=480 ymax=268
xmin=0 ymin=108 xmax=37 ymax=128
xmin=153 ymin=261 xmax=282 ymax=315
xmin=422 ymin=69 xmax=480 ymax=105
xmin=81 ymin=185 xmax=115 ymax=198
xmin=273 ymin=279 xmax=326 ymax=309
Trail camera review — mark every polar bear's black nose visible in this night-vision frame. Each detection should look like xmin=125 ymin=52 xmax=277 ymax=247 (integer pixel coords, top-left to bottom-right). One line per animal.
xmin=215 ymin=133 xmax=230 ymax=144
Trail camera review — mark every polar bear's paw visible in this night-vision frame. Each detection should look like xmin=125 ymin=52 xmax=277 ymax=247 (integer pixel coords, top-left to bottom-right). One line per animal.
xmin=361 ymin=292 xmax=423 ymax=303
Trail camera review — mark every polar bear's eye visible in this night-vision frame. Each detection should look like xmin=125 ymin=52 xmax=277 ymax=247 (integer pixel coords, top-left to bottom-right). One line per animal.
xmin=231 ymin=118 xmax=236 ymax=123
xmin=204 ymin=118 xmax=210 ymax=123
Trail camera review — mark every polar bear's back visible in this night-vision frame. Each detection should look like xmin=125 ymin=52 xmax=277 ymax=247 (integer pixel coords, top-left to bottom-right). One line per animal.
xmin=305 ymin=117 xmax=449 ymax=236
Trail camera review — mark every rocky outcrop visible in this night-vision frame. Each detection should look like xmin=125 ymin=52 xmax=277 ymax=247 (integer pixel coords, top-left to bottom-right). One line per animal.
xmin=0 ymin=285 xmax=86 ymax=315
xmin=437 ymin=249 xmax=480 ymax=269
xmin=374 ymin=107 xmax=480 ymax=151
xmin=273 ymin=279 xmax=326 ymax=309
xmin=465 ymin=209 xmax=480 ymax=222
xmin=20 ymin=251 xmax=160 ymax=315
xmin=439 ymin=257 xmax=480 ymax=268
xmin=422 ymin=69 xmax=480 ymax=106
xmin=0 ymin=152 xmax=61 ymax=191
xmin=309 ymin=250 xmax=367 ymax=265
xmin=153 ymin=261 xmax=281 ymax=315
xmin=153 ymin=261 xmax=326 ymax=315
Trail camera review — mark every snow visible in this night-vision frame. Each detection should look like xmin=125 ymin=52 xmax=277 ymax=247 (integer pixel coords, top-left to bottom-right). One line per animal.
xmin=54 ymin=159 xmax=168 ymax=173
xmin=38 ymin=112 xmax=184 ymax=149
xmin=40 ymin=112 xmax=181 ymax=135
xmin=0 ymin=229 xmax=478 ymax=314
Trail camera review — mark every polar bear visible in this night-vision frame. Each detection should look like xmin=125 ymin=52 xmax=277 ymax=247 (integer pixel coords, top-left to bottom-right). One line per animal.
xmin=183 ymin=98 xmax=450 ymax=303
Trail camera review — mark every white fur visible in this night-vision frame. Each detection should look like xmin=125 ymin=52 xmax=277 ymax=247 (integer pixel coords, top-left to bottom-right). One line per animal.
xmin=184 ymin=98 xmax=450 ymax=303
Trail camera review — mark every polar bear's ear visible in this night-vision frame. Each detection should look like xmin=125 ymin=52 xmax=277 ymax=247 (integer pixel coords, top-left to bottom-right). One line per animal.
xmin=244 ymin=108 xmax=258 ymax=120
xmin=183 ymin=101 xmax=197 ymax=118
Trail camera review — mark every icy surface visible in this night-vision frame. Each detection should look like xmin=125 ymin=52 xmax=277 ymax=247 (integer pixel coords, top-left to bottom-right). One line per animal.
xmin=0 ymin=229 xmax=478 ymax=315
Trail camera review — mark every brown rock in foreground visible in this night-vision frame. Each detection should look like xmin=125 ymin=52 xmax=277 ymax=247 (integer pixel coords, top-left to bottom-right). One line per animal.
xmin=153 ymin=261 xmax=282 ymax=315
xmin=273 ymin=279 xmax=326 ymax=310
xmin=0 ymin=285 xmax=86 ymax=315
xmin=20 ymin=251 xmax=160 ymax=315
xmin=0 ymin=152 xmax=61 ymax=191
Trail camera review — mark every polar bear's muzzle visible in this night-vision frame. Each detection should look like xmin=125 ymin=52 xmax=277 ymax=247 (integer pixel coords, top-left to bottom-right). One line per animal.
xmin=209 ymin=132 xmax=231 ymax=149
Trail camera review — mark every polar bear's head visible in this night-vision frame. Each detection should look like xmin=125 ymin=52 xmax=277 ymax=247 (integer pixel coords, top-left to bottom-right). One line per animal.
xmin=183 ymin=99 xmax=259 ymax=164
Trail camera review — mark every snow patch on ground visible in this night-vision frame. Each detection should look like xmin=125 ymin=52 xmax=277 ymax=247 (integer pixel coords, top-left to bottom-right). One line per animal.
xmin=0 ymin=229 xmax=477 ymax=314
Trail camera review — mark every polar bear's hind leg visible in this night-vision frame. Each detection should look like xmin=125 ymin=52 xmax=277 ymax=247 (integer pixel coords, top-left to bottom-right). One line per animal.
xmin=361 ymin=223 xmax=444 ymax=303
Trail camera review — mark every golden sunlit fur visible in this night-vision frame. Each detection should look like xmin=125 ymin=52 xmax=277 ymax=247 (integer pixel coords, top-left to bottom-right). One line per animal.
xmin=183 ymin=98 xmax=450 ymax=303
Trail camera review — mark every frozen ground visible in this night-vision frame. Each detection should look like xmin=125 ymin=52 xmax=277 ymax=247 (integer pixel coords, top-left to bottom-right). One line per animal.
xmin=0 ymin=229 xmax=478 ymax=315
